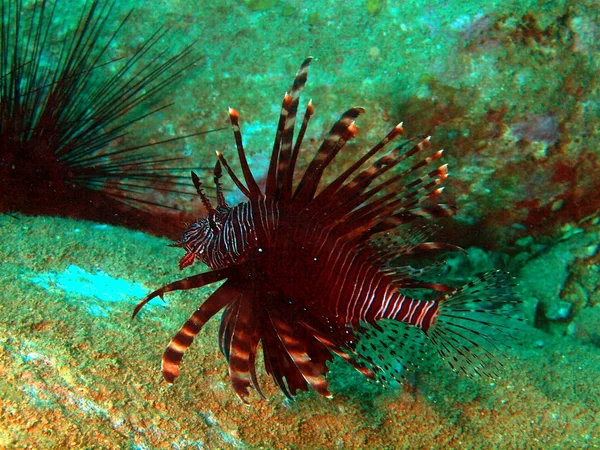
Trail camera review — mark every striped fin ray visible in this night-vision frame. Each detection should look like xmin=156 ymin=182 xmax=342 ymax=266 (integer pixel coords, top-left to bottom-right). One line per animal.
xmin=268 ymin=314 xmax=332 ymax=398
xmin=215 ymin=150 xmax=251 ymax=198
xmin=300 ymin=320 xmax=376 ymax=380
xmin=348 ymin=166 xmax=447 ymax=228
xmin=369 ymin=203 xmax=458 ymax=235
xmin=226 ymin=296 xmax=265 ymax=402
xmin=219 ymin=300 xmax=238 ymax=361
xmin=265 ymin=93 xmax=292 ymax=198
xmin=293 ymin=107 xmax=364 ymax=204
xmin=276 ymin=57 xmax=312 ymax=199
xmin=314 ymin=141 xmax=442 ymax=228
xmin=161 ymin=281 xmax=238 ymax=383
xmin=281 ymin=100 xmax=314 ymax=201
xmin=382 ymin=166 xmax=449 ymax=215
xmin=311 ymin=123 xmax=405 ymax=209
xmin=227 ymin=108 xmax=263 ymax=199
xmin=131 ymin=267 xmax=234 ymax=318
xmin=265 ymin=59 xmax=313 ymax=200
xmin=336 ymin=146 xmax=444 ymax=221
xmin=262 ymin=326 xmax=308 ymax=399
xmin=368 ymin=227 xmax=464 ymax=268
xmin=246 ymin=325 xmax=264 ymax=399
xmin=335 ymin=162 xmax=450 ymax=240
xmin=213 ymin=160 xmax=228 ymax=208
xmin=314 ymin=136 xmax=424 ymax=219
xmin=428 ymin=270 xmax=523 ymax=378
xmin=284 ymin=99 xmax=315 ymax=183
xmin=191 ymin=171 xmax=216 ymax=216
xmin=333 ymin=139 xmax=438 ymax=212
xmin=219 ymin=299 xmax=266 ymax=397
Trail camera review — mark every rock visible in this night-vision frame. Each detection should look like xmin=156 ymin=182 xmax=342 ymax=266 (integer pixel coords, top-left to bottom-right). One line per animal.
xmin=544 ymin=300 xmax=572 ymax=321
xmin=569 ymin=306 xmax=600 ymax=347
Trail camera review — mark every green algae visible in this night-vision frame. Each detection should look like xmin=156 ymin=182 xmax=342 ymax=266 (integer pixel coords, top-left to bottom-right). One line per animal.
xmin=281 ymin=4 xmax=295 ymax=17
xmin=244 ymin=0 xmax=278 ymax=11
xmin=366 ymin=0 xmax=383 ymax=15
xmin=308 ymin=11 xmax=319 ymax=26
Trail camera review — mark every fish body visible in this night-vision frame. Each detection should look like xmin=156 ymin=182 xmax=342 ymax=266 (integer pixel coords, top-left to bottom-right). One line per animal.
xmin=134 ymin=58 xmax=521 ymax=402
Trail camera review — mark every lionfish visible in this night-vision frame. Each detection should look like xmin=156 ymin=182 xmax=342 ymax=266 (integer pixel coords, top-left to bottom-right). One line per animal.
xmin=133 ymin=58 xmax=520 ymax=402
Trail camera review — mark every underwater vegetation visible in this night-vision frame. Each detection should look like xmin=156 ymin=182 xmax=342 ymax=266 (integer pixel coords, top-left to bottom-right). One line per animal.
xmin=133 ymin=58 xmax=523 ymax=403
xmin=0 ymin=0 xmax=214 ymax=239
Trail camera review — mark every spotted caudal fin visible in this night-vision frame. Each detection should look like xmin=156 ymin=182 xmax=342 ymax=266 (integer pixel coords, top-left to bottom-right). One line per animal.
xmin=428 ymin=270 xmax=523 ymax=378
xmin=354 ymin=270 xmax=521 ymax=385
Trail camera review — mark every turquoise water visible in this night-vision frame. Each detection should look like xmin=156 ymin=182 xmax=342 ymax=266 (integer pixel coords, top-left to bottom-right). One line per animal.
xmin=1 ymin=0 xmax=599 ymax=448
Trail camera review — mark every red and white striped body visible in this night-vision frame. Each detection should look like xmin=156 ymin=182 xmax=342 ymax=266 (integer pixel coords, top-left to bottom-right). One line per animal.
xmin=134 ymin=58 xmax=520 ymax=403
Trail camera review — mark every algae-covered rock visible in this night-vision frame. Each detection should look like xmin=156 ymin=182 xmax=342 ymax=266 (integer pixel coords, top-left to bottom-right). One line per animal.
xmin=366 ymin=0 xmax=383 ymax=15
xmin=569 ymin=306 xmax=600 ymax=347
xmin=518 ymin=228 xmax=599 ymax=336
xmin=244 ymin=0 xmax=277 ymax=11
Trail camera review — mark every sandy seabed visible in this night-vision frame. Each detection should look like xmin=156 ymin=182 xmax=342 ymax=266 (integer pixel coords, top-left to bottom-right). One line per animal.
xmin=0 ymin=215 xmax=598 ymax=449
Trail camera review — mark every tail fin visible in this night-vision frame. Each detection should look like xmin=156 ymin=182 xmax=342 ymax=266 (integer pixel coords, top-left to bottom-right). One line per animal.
xmin=355 ymin=270 xmax=523 ymax=385
xmin=427 ymin=270 xmax=523 ymax=378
